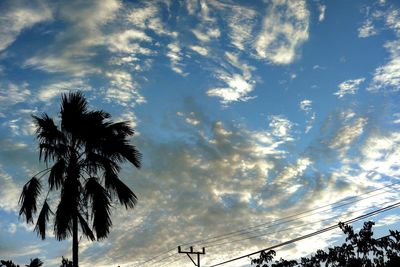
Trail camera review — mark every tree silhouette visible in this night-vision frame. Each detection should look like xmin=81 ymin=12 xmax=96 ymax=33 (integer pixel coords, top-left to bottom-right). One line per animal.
xmin=19 ymin=92 xmax=141 ymax=267
xmin=0 ymin=260 xmax=19 ymax=267
xmin=25 ymin=258 xmax=43 ymax=267
xmin=60 ymin=257 xmax=72 ymax=267
xmin=252 ymin=221 xmax=400 ymax=267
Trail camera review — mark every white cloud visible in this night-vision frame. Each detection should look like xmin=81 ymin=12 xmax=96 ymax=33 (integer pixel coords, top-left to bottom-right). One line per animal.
xmin=126 ymin=3 xmax=173 ymax=37
xmin=369 ymin=40 xmax=400 ymax=92
xmin=207 ymin=53 xmax=257 ymax=105
xmin=330 ymin=117 xmax=368 ymax=157
xmin=254 ymin=0 xmax=309 ymax=64
xmin=105 ymin=71 xmax=145 ymax=106
xmin=227 ymin=6 xmax=257 ymax=51
xmin=167 ymin=42 xmax=186 ymax=75
xmin=192 ymin=28 xmax=220 ymax=43
xmin=300 ymin=99 xmax=312 ymax=112
xmin=300 ymin=99 xmax=315 ymax=133
xmin=359 ymin=131 xmax=400 ymax=178
xmin=358 ymin=20 xmax=377 ymax=38
xmin=0 ymin=1 xmax=52 ymax=51
xmin=0 ymin=82 xmax=31 ymax=108
xmin=207 ymin=73 xmax=255 ymax=105
xmin=334 ymin=78 xmax=365 ymax=98
xmin=24 ymin=0 xmax=121 ymax=76
xmin=276 ymin=157 xmax=312 ymax=183
xmin=269 ymin=115 xmax=294 ymax=142
xmin=318 ymin=4 xmax=326 ymax=22
xmin=189 ymin=45 xmax=209 ymax=56
xmin=0 ymin=167 xmax=20 ymax=212
xmin=386 ymin=9 xmax=400 ymax=35
xmin=38 ymin=79 xmax=89 ymax=101
xmin=106 ymin=29 xmax=152 ymax=54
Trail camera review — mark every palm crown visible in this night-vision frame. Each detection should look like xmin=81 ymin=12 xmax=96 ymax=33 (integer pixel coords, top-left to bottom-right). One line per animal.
xmin=19 ymin=92 xmax=141 ymax=265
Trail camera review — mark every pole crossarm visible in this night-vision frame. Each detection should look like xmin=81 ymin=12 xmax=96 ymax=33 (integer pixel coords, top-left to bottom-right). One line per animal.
xmin=178 ymin=246 xmax=206 ymax=267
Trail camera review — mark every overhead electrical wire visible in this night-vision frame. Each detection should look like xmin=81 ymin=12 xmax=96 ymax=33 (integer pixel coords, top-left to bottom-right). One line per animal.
xmin=208 ymin=201 xmax=400 ymax=267
xmin=136 ymin=181 xmax=400 ymax=266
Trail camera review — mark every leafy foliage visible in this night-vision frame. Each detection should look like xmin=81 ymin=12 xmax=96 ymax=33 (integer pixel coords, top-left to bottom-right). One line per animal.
xmin=0 ymin=260 xmax=19 ymax=267
xmin=60 ymin=257 xmax=73 ymax=267
xmin=252 ymin=221 xmax=400 ymax=267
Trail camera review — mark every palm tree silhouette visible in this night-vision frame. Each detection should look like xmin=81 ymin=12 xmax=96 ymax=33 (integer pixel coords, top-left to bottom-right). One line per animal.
xmin=19 ymin=92 xmax=141 ymax=267
xmin=25 ymin=258 xmax=43 ymax=267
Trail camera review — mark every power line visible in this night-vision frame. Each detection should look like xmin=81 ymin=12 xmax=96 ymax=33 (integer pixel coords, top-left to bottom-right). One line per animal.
xmin=208 ymin=201 xmax=400 ymax=267
xmin=199 ymin=187 xmax=399 ymax=247
xmin=181 ymin=181 xmax=400 ymax=247
xmin=205 ymin=198 xmax=397 ymax=248
xmin=135 ymin=181 xmax=400 ymax=266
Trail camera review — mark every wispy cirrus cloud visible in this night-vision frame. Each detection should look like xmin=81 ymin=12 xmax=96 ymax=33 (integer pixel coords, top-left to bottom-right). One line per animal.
xmin=207 ymin=52 xmax=256 ymax=104
xmin=254 ymin=0 xmax=309 ymax=64
xmin=0 ymin=0 xmax=52 ymax=51
xmin=369 ymin=40 xmax=400 ymax=92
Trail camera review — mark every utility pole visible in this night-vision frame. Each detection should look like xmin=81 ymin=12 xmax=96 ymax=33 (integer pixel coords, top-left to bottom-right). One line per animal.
xmin=178 ymin=246 xmax=206 ymax=267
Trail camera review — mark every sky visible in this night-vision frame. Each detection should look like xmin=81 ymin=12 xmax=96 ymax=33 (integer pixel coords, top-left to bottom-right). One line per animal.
xmin=0 ymin=0 xmax=400 ymax=266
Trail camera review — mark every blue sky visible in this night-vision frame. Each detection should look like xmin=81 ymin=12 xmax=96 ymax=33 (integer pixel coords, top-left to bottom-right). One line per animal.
xmin=0 ymin=0 xmax=400 ymax=266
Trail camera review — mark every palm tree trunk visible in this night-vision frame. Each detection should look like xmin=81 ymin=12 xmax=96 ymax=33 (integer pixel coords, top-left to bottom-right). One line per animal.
xmin=73 ymin=213 xmax=79 ymax=267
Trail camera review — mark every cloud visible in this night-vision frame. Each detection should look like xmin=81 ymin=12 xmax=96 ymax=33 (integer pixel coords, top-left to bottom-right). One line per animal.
xmin=106 ymin=29 xmax=152 ymax=54
xmin=359 ymin=131 xmax=400 ymax=178
xmin=369 ymin=40 xmax=400 ymax=92
xmin=254 ymin=0 xmax=309 ymax=64
xmin=38 ymin=79 xmax=90 ymax=101
xmin=0 ymin=0 xmax=52 ymax=51
xmin=192 ymin=28 xmax=220 ymax=43
xmin=334 ymin=78 xmax=365 ymax=98
xmin=166 ymin=42 xmax=187 ymax=75
xmin=105 ymin=70 xmax=145 ymax=106
xmin=189 ymin=45 xmax=209 ymax=56
xmin=207 ymin=73 xmax=255 ymax=105
xmin=227 ymin=5 xmax=257 ymax=51
xmin=268 ymin=115 xmax=295 ymax=142
xmin=276 ymin=157 xmax=312 ymax=183
xmin=300 ymin=99 xmax=312 ymax=112
xmin=300 ymin=99 xmax=315 ymax=133
xmin=0 ymin=82 xmax=31 ymax=113
xmin=24 ymin=0 xmax=121 ymax=76
xmin=329 ymin=117 xmax=368 ymax=157
xmin=358 ymin=19 xmax=377 ymax=38
xmin=0 ymin=166 xmax=20 ymax=212
xmin=207 ymin=53 xmax=257 ymax=104
xmin=318 ymin=4 xmax=326 ymax=22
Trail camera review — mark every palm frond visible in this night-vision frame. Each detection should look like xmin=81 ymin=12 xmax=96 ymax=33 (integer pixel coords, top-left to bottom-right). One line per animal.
xmin=48 ymin=158 xmax=65 ymax=190
xmin=84 ymin=177 xmax=112 ymax=239
xmin=26 ymin=258 xmax=43 ymax=267
xmin=110 ymin=177 xmax=137 ymax=209
xmin=54 ymin=199 xmax=73 ymax=240
xmin=19 ymin=177 xmax=42 ymax=223
xmin=84 ymin=152 xmax=120 ymax=176
xmin=108 ymin=121 xmax=134 ymax=136
xmin=60 ymin=91 xmax=89 ymax=135
xmin=102 ymin=138 xmax=142 ymax=168
xmin=54 ymin=178 xmax=79 ymax=240
xmin=35 ymin=200 xmax=53 ymax=240
xmin=38 ymin=143 xmax=67 ymax=163
xmin=77 ymin=213 xmax=95 ymax=241
xmin=32 ymin=114 xmax=63 ymax=144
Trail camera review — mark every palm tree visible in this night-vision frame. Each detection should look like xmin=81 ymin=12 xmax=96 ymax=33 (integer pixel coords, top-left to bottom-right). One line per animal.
xmin=19 ymin=92 xmax=141 ymax=267
xmin=25 ymin=258 xmax=43 ymax=267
